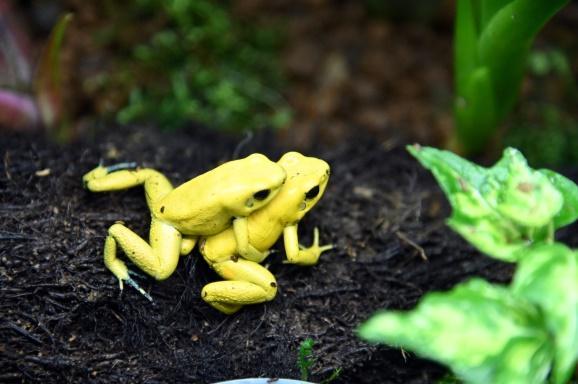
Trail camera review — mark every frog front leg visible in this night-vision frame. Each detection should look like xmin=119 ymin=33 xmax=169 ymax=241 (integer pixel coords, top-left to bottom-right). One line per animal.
xmin=232 ymin=217 xmax=269 ymax=263
xmin=283 ymin=226 xmax=333 ymax=266
xmin=105 ymin=218 xmax=182 ymax=300
xmin=201 ymin=258 xmax=277 ymax=314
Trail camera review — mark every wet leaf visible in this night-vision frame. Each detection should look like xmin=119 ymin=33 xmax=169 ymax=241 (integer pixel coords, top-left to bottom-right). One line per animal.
xmin=539 ymin=168 xmax=578 ymax=228
xmin=408 ymin=145 xmax=574 ymax=261
xmin=359 ymin=279 xmax=552 ymax=384
xmin=512 ymin=243 xmax=578 ymax=384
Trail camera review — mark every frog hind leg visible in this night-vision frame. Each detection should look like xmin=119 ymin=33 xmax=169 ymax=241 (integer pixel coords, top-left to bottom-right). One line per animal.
xmin=201 ymin=258 xmax=277 ymax=315
xmin=83 ymin=165 xmax=173 ymax=208
xmin=105 ymin=218 xmax=182 ymax=300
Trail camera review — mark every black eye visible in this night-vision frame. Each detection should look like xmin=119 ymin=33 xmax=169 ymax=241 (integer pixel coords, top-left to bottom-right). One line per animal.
xmin=305 ymin=185 xmax=320 ymax=200
xmin=253 ymin=189 xmax=270 ymax=201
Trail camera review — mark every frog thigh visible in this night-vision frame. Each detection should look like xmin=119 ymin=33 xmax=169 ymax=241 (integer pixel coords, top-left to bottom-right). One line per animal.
xmin=201 ymin=259 xmax=277 ymax=314
xmin=106 ymin=219 xmax=181 ymax=281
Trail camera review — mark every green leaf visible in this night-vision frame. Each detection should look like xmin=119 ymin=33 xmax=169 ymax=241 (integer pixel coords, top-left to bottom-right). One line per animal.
xmin=358 ymin=279 xmax=552 ymax=384
xmin=478 ymin=0 xmax=570 ymax=120
xmin=455 ymin=0 xmax=481 ymax=94
xmin=453 ymin=0 xmax=570 ymax=154
xmin=491 ymin=148 xmax=562 ymax=228
xmin=539 ymin=169 xmax=578 ymax=228
xmin=512 ymin=243 xmax=578 ymax=383
xmin=408 ymin=146 xmax=566 ymax=261
xmin=447 ymin=214 xmax=528 ymax=262
xmin=480 ymin=1 xmax=513 ymax=30
xmin=454 ymin=66 xmax=497 ymax=154
xmin=407 ymin=144 xmax=487 ymax=196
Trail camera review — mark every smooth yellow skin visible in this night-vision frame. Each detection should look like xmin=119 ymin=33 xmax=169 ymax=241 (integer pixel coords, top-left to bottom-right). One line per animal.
xmin=200 ymin=152 xmax=333 ymax=314
xmin=83 ymin=154 xmax=286 ymax=300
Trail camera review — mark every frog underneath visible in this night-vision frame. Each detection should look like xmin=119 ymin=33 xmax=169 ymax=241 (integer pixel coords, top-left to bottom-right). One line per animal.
xmin=200 ymin=152 xmax=333 ymax=314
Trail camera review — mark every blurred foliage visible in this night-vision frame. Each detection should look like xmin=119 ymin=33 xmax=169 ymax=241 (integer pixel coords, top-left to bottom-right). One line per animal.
xmin=528 ymin=48 xmax=578 ymax=100
xmin=35 ymin=12 xmax=72 ymax=140
xmin=92 ymin=0 xmax=290 ymax=131
xmin=0 ymin=9 xmax=72 ymax=140
xmin=504 ymin=47 xmax=578 ymax=167
xmin=364 ymin=0 xmax=443 ymax=22
xmin=452 ymin=0 xmax=569 ymax=155
xmin=504 ymin=105 xmax=578 ymax=168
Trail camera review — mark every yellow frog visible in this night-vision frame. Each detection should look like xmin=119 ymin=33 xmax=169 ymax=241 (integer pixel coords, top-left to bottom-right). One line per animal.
xmin=83 ymin=154 xmax=286 ymax=300
xmin=199 ymin=152 xmax=333 ymax=314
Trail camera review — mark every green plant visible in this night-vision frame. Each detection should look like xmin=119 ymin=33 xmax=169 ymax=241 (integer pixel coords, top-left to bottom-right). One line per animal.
xmin=95 ymin=0 xmax=290 ymax=131
xmin=298 ymin=338 xmax=315 ymax=381
xmin=453 ymin=0 xmax=569 ymax=154
xmin=297 ymin=338 xmax=341 ymax=383
xmin=406 ymin=145 xmax=578 ymax=261
xmin=359 ymin=145 xmax=578 ymax=383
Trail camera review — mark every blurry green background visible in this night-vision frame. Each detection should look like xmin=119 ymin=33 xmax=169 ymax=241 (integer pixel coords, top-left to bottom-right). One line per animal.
xmin=1 ymin=0 xmax=577 ymax=165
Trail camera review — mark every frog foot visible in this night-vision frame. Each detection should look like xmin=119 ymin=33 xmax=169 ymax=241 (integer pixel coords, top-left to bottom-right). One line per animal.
xmin=286 ymin=227 xmax=333 ymax=266
xmin=118 ymin=272 xmax=153 ymax=302
xmin=83 ymin=162 xmax=138 ymax=185
xmin=299 ymin=227 xmax=333 ymax=252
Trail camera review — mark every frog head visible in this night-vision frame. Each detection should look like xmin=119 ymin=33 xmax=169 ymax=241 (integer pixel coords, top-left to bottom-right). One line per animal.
xmin=221 ymin=153 xmax=287 ymax=217
xmin=276 ymin=152 xmax=330 ymax=223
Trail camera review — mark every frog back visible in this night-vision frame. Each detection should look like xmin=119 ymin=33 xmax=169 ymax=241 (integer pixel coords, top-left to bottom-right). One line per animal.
xmin=153 ymin=178 xmax=232 ymax=235
xmin=154 ymin=154 xmax=285 ymax=236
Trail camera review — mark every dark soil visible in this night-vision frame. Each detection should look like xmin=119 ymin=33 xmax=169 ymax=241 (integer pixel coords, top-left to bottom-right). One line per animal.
xmin=2 ymin=126 xmax=533 ymax=383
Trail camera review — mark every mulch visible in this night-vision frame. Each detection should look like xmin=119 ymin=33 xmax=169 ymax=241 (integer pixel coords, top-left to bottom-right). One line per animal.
xmin=1 ymin=125 xmax=531 ymax=383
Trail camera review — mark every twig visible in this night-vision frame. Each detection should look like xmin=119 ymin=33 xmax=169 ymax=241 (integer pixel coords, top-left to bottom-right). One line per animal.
xmin=206 ymin=317 xmax=230 ymax=335
xmin=296 ymin=286 xmax=360 ymax=299
xmin=3 ymin=151 xmax=11 ymax=180
xmin=5 ymin=321 xmax=43 ymax=345
xmin=395 ymin=231 xmax=428 ymax=261
xmin=232 ymin=131 xmax=254 ymax=159
xmin=24 ymin=355 xmax=75 ymax=368
xmin=0 ymin=231 xmax=32 ymax=241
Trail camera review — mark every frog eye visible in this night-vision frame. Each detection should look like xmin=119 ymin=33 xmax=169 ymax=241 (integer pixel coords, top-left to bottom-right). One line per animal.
xmin=305 ymin=185 xmax=320 ymax=200
xmin=253 ymin=189 xmax=271 ymax=201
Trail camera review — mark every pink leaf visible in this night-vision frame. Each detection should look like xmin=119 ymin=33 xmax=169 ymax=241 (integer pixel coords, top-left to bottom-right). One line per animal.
xmin=0 ymin=89 xmax=39 ymax=130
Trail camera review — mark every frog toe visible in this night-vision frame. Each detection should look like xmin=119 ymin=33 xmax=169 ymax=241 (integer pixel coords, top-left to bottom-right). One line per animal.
xmin=105 ymin=162 xmax=138 ymax=173
xmin=118 ymin=272 xmax=154 ymax=303
xmin=319 ymin=244 xmax=334 ymax=253
xmin=127 ymin=269 xmax=147 ymax=279
xmin=124 ymin=276 xmax=154 ymax=302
